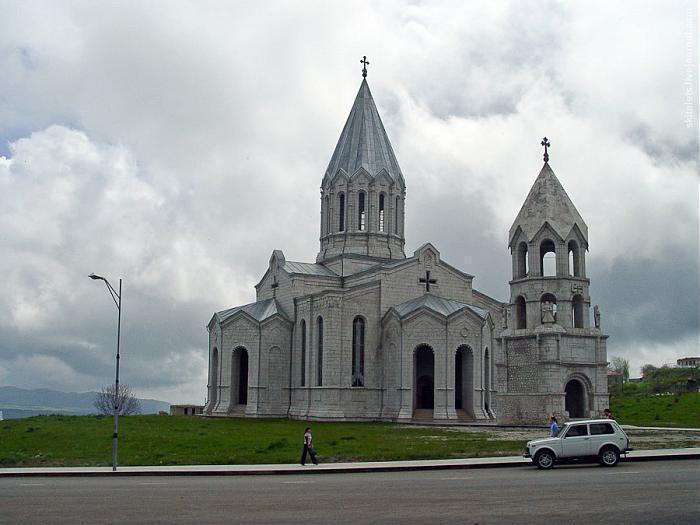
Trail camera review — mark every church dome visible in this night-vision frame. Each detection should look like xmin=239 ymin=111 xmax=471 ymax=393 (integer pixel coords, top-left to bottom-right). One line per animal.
xmin=323 ymin=79 xmax=403 ymax=184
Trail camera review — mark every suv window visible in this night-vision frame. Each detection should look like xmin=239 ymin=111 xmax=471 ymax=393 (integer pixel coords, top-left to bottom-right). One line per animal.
xmin=565 ymin=424 xmax=589 ymax=437
xmin=590 ymin=423 xmax=615 ymax=435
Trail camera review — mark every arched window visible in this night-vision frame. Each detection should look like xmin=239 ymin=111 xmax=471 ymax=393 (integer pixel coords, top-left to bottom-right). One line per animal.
xmin=568 ymin=240 xmax=581 ymax=277
xmin=324 ymin=195 xmax=330 ymax=236
xmin=338 ymin=193 xmax=345 ymax=232
xmin=394 ymin=196 xmax=400 ymax=234
xmin=540 ymin=239 xmax=556 ymax=276
xmin=352 ymin=316 xmax=365 ymax=386
xmin=515 ymin=296 xmax=527 ymax=329
xmin=358 ymin=191 xmax=366 ymax=231
xmin=572 ymin=294 xmax=584 ymax=328
xmin=379 ymin=194 xmax=385 ymax=232
xmin=540 ymin=293 xmax=558 ymax=323
xmin=300 ymin=320 xmax=306 ymax=386
xmin=317 ymin=316 xmax=323 ymax=386
xmin=516 ymin=242 xmax=529 ymax=278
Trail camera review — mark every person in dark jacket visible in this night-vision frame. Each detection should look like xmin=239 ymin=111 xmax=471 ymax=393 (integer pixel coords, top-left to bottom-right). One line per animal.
xmin=300 ymin=427 xmax=318 ymax=466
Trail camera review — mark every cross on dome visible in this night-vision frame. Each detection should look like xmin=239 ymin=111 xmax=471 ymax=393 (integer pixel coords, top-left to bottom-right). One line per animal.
xmin=361 ymin=56 xmax=369 ymax=78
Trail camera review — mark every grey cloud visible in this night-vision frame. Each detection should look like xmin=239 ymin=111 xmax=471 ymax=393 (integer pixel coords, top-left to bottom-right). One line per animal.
xmin=0 ymin=1 xmax=697 ymax=402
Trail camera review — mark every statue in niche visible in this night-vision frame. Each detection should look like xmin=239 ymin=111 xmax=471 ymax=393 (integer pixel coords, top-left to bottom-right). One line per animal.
xmin=594 ymin=305 xmax=601 ymax=328
xmin=541 ymin=301 xmax=555 ymax=324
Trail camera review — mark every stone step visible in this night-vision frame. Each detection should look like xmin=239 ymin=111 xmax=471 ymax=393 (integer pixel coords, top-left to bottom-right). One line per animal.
xmin=412 ymin=409 xmax=434 ymax=421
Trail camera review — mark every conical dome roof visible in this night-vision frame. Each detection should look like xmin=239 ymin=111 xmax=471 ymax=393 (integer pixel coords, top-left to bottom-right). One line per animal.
xmin=509 ymin=163 xmax=588 ymax=247
xmin=324 ymin=79 xmax=403 ymax=183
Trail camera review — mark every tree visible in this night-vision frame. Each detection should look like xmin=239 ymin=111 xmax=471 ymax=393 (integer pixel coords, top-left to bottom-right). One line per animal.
xmin=641 ymin=363 xmax=657 ymax=379
xmin=94 ymin=384 xmax=142 ymax=416
xmin=609 ymin=356 xmax=630 ymax=383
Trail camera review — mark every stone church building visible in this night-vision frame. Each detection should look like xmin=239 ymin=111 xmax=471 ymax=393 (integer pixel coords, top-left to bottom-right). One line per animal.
xmin=204 ymin=70 xmax=609 ymax=425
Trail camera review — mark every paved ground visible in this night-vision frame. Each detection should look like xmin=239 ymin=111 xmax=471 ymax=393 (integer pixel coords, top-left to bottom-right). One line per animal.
xmin=1 ymin=459 xmax=697 ymax=524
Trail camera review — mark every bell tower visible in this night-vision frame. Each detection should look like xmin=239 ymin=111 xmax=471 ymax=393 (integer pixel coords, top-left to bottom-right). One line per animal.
xmin=316 ymin=57 xmax=406 ymax=265
xmin=507 ymin=138 xmax=590 ymax=331
xmin=496 ymin=138 xmax=609 ymax=424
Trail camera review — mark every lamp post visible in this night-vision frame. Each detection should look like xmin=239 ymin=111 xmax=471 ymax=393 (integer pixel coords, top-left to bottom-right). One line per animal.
xmin=89 ymin=273 xmax=122 ymax=472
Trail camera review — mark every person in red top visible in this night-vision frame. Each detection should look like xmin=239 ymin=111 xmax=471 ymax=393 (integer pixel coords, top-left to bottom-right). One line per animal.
xmin=300 ymin=427 xmax=318 ymax=466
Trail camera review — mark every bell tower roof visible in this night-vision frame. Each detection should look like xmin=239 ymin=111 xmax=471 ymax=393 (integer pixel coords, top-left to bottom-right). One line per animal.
xmin=509 ymin=162 xmax=588 ymax=247
xmin=324 ymin=78 xmax=403 ymax=184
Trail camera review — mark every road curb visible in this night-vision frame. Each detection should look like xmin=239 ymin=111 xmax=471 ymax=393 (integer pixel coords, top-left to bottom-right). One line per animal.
xmin=1 ymin=450 xmax=698 ymax=477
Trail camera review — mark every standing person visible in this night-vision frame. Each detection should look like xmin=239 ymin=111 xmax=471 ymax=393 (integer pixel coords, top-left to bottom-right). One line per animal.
xmin=603 ymin=408 xmax=614 ymax=420
xmin=300 ymin=427 xmax=318 ymax=466
xmin=549 ymin=415 xmax=559 ymax=437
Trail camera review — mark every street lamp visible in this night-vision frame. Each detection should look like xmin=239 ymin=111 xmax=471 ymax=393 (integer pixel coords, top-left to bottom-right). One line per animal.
xmin=89 ymin=273 xmax=122 ymax=472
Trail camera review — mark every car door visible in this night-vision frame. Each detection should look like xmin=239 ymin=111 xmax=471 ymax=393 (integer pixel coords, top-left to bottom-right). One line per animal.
xmin=560 ymin=423 xmax=590 ymax=457
xmin=589 ymin=422 xmax=618 ymax=454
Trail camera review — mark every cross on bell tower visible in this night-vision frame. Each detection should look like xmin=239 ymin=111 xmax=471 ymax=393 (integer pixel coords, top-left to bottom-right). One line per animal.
xmin=360 ymin=56 xmax=369 ymax=78
xmin=541 ymin=137 xmax=551 ymax=163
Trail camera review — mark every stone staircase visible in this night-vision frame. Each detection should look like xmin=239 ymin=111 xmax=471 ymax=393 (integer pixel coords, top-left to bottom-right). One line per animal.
xmin=412 ymin=409 xmax=434 ymax=421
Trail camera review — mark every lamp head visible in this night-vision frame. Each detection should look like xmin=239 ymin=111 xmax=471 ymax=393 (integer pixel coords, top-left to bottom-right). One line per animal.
xmin=89 ymin=273 xmax=104 ymax=281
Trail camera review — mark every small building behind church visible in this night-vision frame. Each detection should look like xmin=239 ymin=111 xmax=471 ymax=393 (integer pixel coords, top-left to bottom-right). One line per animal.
xmin=203 ymin=66 xmax=609 ymax=425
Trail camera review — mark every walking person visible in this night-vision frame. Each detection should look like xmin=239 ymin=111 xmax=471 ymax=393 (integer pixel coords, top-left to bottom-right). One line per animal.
xmin=300 ymin=426 xmax=318 ymax=466
xmin=549 ymin=415 xmax=559 ymax=437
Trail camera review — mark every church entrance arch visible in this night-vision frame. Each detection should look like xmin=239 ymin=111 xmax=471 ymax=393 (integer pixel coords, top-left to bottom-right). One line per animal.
xmin=455 ymin=346 xmax=473 ymax=415
xmin=565 ymin=378 xmax=586 ymax=418
xmin=232 ymin=347 xmax=249 ymax=407
xmin=414 ymin=345 xmax=434 ymax=410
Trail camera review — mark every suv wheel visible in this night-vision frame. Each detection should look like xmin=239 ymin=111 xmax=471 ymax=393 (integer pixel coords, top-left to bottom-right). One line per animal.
xmin=599 ymin=447 xmax=620 ymax=467
xmin=534 ymin=450 xmax=555 ymax=470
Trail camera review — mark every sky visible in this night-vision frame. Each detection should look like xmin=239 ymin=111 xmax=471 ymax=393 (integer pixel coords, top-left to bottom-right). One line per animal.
xmin=0 ymin=0 xmax=697 ymax=404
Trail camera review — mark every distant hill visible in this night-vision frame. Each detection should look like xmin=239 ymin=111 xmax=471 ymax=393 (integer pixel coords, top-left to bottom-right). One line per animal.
xmin=0 ymin=386 xmax=170 ymax=419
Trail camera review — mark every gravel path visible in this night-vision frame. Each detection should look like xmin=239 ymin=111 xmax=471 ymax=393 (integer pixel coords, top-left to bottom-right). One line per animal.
xmin=411 ymin=424 xmax=700 ymax=450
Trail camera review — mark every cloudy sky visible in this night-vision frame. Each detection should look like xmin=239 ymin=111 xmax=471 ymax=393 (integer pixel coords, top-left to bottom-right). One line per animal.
xmin=0 ymin=1 xmax=697 ymax=404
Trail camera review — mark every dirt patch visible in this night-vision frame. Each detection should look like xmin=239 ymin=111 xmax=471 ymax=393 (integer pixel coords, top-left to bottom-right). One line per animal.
xmin=416 ymin=425 xmax=700 ymax=450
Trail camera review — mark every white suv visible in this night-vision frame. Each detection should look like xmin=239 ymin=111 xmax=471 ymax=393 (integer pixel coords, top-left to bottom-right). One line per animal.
xmin=524 ymin=419 xmax=632 ymax=469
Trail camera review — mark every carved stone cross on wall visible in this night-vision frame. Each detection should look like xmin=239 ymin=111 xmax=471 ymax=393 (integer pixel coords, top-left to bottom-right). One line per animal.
xmin=419 ymin=270 xmax=437 ymax=292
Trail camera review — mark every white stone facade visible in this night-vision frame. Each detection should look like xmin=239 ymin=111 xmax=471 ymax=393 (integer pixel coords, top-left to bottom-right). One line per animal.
xmin=204 ymin=78 xmax=609 ymax=425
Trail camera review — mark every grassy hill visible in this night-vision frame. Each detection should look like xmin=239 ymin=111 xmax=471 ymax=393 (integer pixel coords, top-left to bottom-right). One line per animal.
xmin=611 ymin=392 xmax=700 ymax=428
xmin=0 ymin=415 xmax=525 ymax=468
xmin=610 ymin=367 xmax=700 ymax=427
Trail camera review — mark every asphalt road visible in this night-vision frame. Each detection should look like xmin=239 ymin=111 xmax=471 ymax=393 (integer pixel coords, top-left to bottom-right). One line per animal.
xmin=1 ymin=460 xmax=698 ymax=524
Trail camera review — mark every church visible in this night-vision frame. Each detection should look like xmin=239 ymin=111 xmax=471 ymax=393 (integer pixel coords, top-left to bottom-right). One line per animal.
xmin=203 ymin=63 xmax=610 ymax=425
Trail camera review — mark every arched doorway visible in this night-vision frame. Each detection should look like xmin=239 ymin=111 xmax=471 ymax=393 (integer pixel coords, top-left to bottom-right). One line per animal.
xmin=232 ymin=347 xmax=249 ymax=407
xmin=455 ymin=346 xmax=473 ymax=416
xmin=565 ymin=379 xmax=586 ymax=418
xmin=484 ymin=348 xmax=491 ymax=412
xmin=414 ymin=345 xmax=434 ymax=410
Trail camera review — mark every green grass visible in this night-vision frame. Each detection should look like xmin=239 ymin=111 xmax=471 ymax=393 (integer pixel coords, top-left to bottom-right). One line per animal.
xmin=0 ymin=415 xmax=526 ymax=468
xmin=611 ymin=392 xmax=700 ymax=428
